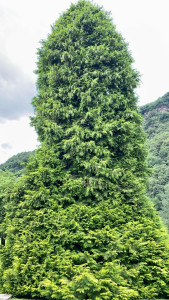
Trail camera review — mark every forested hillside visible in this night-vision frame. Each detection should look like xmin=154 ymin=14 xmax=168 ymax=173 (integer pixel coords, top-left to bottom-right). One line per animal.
xmin=140 ymin=92 xmax=169 ymax=229
xmin=0 ymin=151 xmax=34 ymax=175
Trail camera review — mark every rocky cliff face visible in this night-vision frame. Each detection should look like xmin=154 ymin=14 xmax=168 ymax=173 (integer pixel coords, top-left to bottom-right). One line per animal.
xmin=157 ymin=105 xmax=169 ymax=113
xmin=141 ymin=92 xmax=169 ymax=116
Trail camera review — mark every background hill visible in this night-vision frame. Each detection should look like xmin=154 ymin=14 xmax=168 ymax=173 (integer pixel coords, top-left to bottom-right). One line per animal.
xmin=140 ymin=92 xmax=169 ymax=229
xmin=1 ymin=93 xmax=169 ymax=230
xmin=0 ymin=151 xmax=34 ymax=176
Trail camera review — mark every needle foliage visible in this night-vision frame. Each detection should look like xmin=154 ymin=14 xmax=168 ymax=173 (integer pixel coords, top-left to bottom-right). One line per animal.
xmin=0 ymin=1 xmax=169 ymax=299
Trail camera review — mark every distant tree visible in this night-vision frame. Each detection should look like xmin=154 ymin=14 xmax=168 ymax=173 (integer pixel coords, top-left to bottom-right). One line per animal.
xmin=0 ymin=1 xmax=169 ymax=299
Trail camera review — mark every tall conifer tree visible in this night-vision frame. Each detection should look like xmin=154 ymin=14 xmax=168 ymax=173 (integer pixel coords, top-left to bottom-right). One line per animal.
xmin=0 ymin=1 xmax=169 ymax=299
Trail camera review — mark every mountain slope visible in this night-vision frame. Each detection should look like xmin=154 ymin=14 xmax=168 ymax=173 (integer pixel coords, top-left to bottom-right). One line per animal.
xmin=140 ymin=92 xmax=169 ymax=229
xmin=0 ymin=151 xmax=34 ymax=175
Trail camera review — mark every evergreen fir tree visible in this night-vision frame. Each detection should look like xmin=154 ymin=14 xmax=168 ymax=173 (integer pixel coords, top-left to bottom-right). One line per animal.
xmin=0 ymin=1 xmax=169 ymax=299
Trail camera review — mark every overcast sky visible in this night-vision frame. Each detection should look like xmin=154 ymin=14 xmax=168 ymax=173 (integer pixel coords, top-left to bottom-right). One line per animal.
xmin=0 ymin=0 xmax=169 ymax=164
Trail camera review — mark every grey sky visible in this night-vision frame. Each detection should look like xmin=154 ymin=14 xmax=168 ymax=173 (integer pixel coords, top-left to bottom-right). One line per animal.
xmin=0 ymin=53 xmax=35 ymax=122
xmin=1 ymin=142 xmax=12 ymax=150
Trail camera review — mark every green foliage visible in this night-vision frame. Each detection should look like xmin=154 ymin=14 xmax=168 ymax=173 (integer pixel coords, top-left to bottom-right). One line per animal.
xmin=0 ymin=1 xmax=169 ymax=299
xmin=140 ymin=92 xmax=169 ymax=229
xmin=0 ymin=151 xmax=34 ymax=176
xmin=0 ymin=170 xmax=16 ymax=245
xmin=0 ymin=170 xmax=16 ymax=222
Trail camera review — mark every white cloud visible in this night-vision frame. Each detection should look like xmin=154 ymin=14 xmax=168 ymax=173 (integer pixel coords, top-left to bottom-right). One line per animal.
xmin=0 ymin=117 xmax=39 ymax=164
